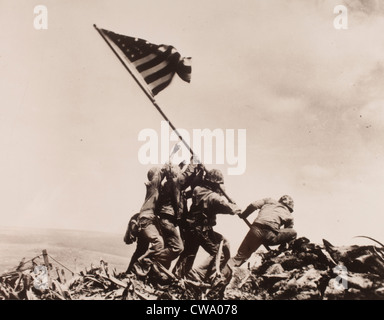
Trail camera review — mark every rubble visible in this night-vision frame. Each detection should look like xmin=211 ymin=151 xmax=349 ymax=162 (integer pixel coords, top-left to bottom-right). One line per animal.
xmin=1 ymin=237 xmax=384 ymax=300
xmin=226 ymin=237 xmax=384 ymax=300
xmin=0 ymin=250 xmax=214 ymax=300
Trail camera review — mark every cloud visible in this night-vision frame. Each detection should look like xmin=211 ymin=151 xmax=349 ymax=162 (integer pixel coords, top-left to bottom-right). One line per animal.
xmin=343 ymin=0 xmax=384 ymax=16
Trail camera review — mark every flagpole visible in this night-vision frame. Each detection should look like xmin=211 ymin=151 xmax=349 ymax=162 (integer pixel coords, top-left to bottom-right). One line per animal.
xmin=93 ymin=24 xmax=193 ymax=155
xmin=93 ymin=24 xmax=237 ymax=205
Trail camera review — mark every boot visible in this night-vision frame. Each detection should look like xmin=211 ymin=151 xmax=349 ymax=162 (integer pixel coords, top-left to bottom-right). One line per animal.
xmin=133 ymin=257 xmax=152 ymax=277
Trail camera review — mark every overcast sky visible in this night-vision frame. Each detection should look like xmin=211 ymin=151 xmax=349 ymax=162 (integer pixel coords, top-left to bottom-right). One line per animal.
xmin=1 ymin=0 xmax=384 ymax=250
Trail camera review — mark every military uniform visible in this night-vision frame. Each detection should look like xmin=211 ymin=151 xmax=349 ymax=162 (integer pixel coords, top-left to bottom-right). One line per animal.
xmin=230 ymin=196 xmax=297 ymax=267
xmin=155 ymin=162 xmax=197 ymax=269
xmin=174 ymin=183 xmax=240 ymax=281
xmin=130 ymin=167 xmax=165 ymax=274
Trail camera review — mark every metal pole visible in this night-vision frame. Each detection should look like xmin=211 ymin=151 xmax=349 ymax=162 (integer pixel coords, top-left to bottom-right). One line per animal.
xmin=94 ymin=24 xmax=238 ymax=204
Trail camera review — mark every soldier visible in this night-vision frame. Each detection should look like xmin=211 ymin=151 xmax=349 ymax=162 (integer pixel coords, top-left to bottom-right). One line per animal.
xmin=154 ymin=159 xmax=198 ymax=269
xmin=229 ymin=195 xmax=297 ymax=268
xmin=124 ymin=213 xmax=149 ymax=274
xmin=174 ymin=168 xmax=241 ymax=282
xmin=172 ymin=166 xmax=205 ymax=277
xmin=128 ymin=166 xmax=165 ymax=276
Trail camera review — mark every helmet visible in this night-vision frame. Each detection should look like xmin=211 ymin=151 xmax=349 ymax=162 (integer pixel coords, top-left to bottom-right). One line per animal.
xmin=147 ymin=167 xmax=161 ymax=181
xmin=205 ymin=169 xmax=224 ymax=184
xmin=279 ymin=195 xmax=294 ymax=212
xmin=165 ymin=163 xmax=181 ymax=179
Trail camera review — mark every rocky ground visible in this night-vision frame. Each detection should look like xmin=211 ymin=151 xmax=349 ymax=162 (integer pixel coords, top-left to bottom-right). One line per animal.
xmin=1 ymin=237 xmax=384 ymax=300
xmin=226 ymin=237 xmax=384 ymax=300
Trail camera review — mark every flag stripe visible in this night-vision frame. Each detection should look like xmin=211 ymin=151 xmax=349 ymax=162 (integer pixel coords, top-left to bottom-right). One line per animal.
xmin=132 ymin=53 xmax=157 ymax=68
xmin=101 ymin=30 xmax=155 ymax=97
xmin=136 ymin=51 xmax=171 ymax=72
xmin=144 ymin=54 xmax=180 ymax=84
xmin=141 ymin=60 xmax=170 ymax=79
xmin=148 ymin=73 xmax=174 ymax=95
xmin=145 ymin=64 xmax=176 ymax=84
xmin=100 ymin=28 xmax=191 ymax=96
xmin=136 ymin=47 xmax=178 ymax=74
xmin=177 ymin=58 xmax=192 ymax=83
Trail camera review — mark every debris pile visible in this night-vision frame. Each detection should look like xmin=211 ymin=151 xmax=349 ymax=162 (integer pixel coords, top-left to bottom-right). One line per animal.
xmin=0 ymin=251 xmax=73 ymax=300
xmin=68 ymin=260 xmax=160 ymax=300
xmin=0 ymin=251 xmax=216 ymax=300
xmin=1 ymin=237 xmax=384 ymax=300
xmin=226 ymin=237 xmax=384 ymax=300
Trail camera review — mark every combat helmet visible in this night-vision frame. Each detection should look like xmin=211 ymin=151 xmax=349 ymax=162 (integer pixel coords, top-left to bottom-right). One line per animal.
xmin=165 ymin=163 xmax=181 ymax=179
xmin=205 ymin=169 xmax=224 ymax=184
xmin=147 ymin=167 xmax=161 ymax=181
xmin=279 ymin=195 xmax=294 ymax=212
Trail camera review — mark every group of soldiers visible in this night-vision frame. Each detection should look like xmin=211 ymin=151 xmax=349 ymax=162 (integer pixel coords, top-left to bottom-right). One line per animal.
xmin=123 ymin=156 xmax=297 ymax=286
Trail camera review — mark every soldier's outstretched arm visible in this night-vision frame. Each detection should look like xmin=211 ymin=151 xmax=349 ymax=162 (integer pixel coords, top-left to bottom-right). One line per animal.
xmin=208 ymin=193 xmax=241 ymax=215
xmin=239 ymin=198 xmax=274 ymax=219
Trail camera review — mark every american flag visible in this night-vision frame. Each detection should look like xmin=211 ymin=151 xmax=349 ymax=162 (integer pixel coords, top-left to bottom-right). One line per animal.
xmin=100 ymin=28 xmax=191 ymax=96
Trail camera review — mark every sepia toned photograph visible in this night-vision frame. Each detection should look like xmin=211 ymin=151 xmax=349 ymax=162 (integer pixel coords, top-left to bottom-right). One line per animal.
xmin=1 ymin=0 xmax=384 ymax=306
